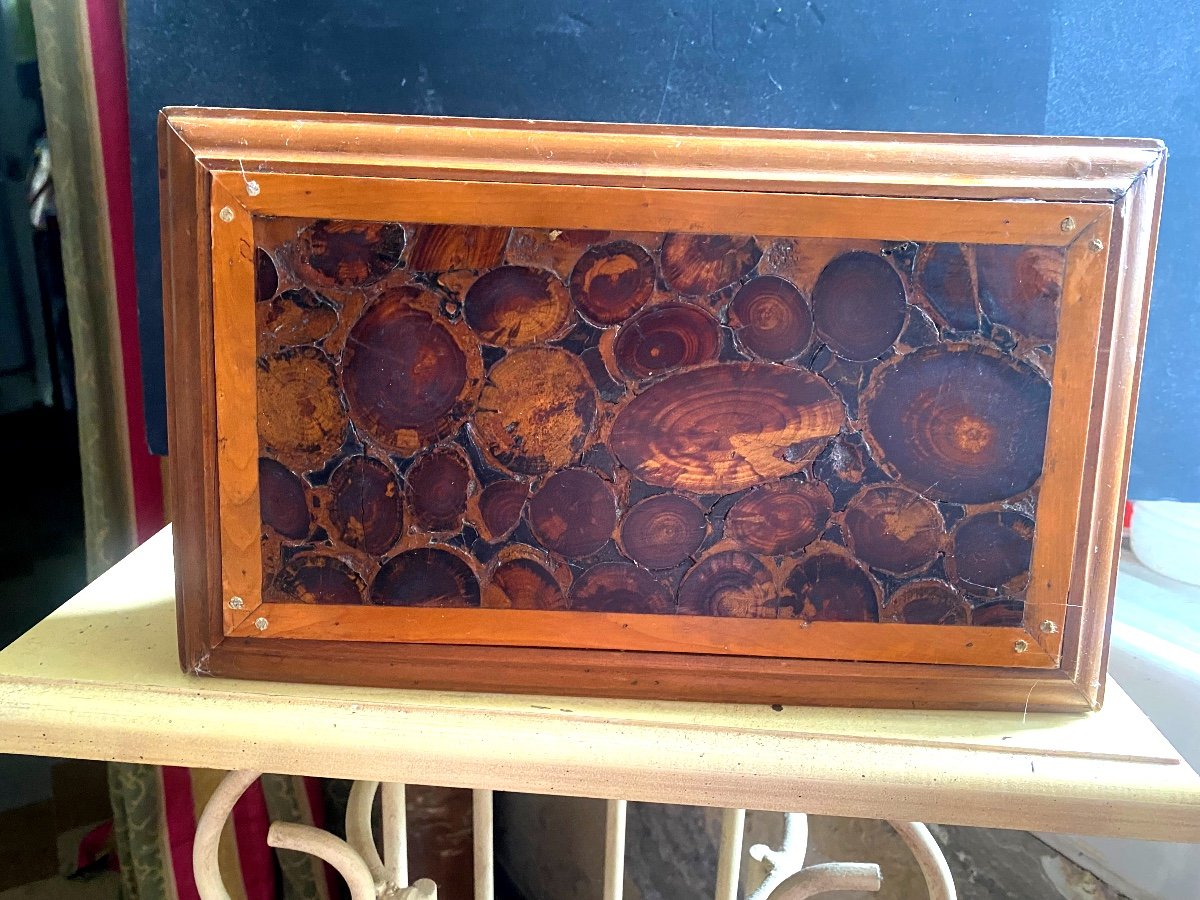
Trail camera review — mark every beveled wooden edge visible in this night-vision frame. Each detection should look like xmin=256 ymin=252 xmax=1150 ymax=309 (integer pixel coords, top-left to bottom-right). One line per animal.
xmin=1059 ymin=153 xmax=1168 ymax=709
xmin=203 ymin=636 xmax=1093 ymax=712
xmin=229 ymin=605 xmax=1054 ymax=669
xmin=161 ymin=116 xmax=224 ymax=672
xmin=161 ymin=107 xmax=1164 ymax=202
xmin=161 ymin=108 xmax=1167 ymax=710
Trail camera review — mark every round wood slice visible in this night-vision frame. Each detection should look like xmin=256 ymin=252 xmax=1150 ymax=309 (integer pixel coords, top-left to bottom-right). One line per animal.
xmin=407 ymin=224 xmax=509 ymax=272
xmin=255 ymin=248 xmax=279 ymax=301
xmin=473 ymin=347 xmax=597 ymax=475
xmin=812 ymin=251 xmax=907 ymax=361
xmin=725 ymin=480 xmax=833 ymax=556
xmin=569 ymin=562 xmax=673 ymax=614
xmin=464 ymin=265 xmax=571 ymax=346
xmin=485 ymin=557 xmax=566 ymax=610
xmin=883 ymin=579 xmax=970 ymax=625
xmin=609 ymin=362 xmax=845 ymax=493
xmin=258 ymin=457 xmax=310 ymax=540
xmin=619 ymin=493 xmax=707 ymax=570
xmin=728 ymin=276 xmax=813 ymax=361
xmin=781 ymin=544 xmax=881 ymax=622
xmin=475 ymin=479 xmax=530 ymax=542
xmin=271 ymin=553 xmax=366 ymax=604
xmin=843 ymin=484 xmax=945 ymax=576
xmin=660 ymin=233 xmax=761 ymax=296
xmin=677 ymin=550 xmax=777 ymax=618
xmin=951 ymin=510 xmax=1035 ymax=592
xmin=258 ymin=347 xmax=348 ymax=472
xmin=569 ymin=240 xmax=656 ymax=325
xmin=257 ymin=288 xmax=339 ymax=347
xmin=976 ymin=245 xmax=1062 ymax=341
xmin=341 ymin=286 xmax=482 ymax=455
xmin=862 ymin=344 xmax=1051 ymax=504
xmin=406 ymin=447 xmax=471 ymax=533
xmin=327 ymin=455 xmax=404 ymax=555
xmin=372 ymin=547 xmax=481 ymax=607
xmin=296 ymin=220 xmax=406 ymax=288
xmin=613 ymin=302 xmax=722 ymax=381
xmin=527 ymin=469 xmax=616 ymax=559
xmin=916 ymin=243 xmax=978 ymax=330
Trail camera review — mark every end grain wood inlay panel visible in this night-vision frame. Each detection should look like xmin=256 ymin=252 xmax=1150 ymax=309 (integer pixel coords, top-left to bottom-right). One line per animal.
xmin=253 ymin=218 xmax=1063 ymax=627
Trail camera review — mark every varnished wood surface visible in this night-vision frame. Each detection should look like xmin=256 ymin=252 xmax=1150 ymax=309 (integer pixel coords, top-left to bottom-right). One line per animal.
xmin=161 ymin=109 xmax=1166 ymax=710
xmin=3 ymin=530 xmax=1200 ymax=842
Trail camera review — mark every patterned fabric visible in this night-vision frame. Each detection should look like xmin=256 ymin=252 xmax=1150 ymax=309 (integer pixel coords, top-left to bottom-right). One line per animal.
xmin=107 ymin=764 xmax=333 ymax=900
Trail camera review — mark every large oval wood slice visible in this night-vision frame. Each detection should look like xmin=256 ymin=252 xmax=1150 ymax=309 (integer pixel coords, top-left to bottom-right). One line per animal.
xmin=610 ymin=363 xmax=844 ymax=493
xmin=812 ymin=251 xmax=907 ymax=361
xmin=613 ymin=303 xmax=722 ymax=381
xmin=473 ymin=347 xmax=597 ymax=475
xmin=883 ymin=579 xmax=969 ymax=625
xmin=527 ymin=469 xmax=616 ymax=559
xmin=975 ymin=245 xmax=1063 ymax=341
xmin=619 ymin=493 xmax=707 ymax=570
xmin=728 ymin=276 xmax=813 ymax=361
xmin=843 ymin=484 xmax=944 ymax=575
xmin=569 ymin=562 xmax=673 ymax=614
xmin=296 ymin=220 xmax=405 ymax=288
xmin=327 ymin=455 xmax=404 ymax=554
xmin=485 ymin=557 xmax=566 ymax=610
xmin=677 ymin=550 xmax=777 ymax=618
xmin=255 ymin=248 xmax=279 ymax=301
xmin=257 ymin=288 xmax=339 ymax=347
xmin=862 ymin=344 xmax=1050 ymax=504
xmin=781 ymin=544 xmax=880 ymax=622
xmin=464 ymin=266 xmax=571 ymax=346
xmin=569 ymin=240 xmax=656 ymax=325
xmin=372 ymin=547 xmax=481 ymax=607
xmin=660 ymin=233 xmax=761 ymax=296
xmin=951 ymin=510 xmax=1035 ymax=592
xmin=406 ymin=447 xmax=471 ymax=533
xmin=407 ymin=224 xmax=509 ymax=272
xmin=916 ymin=244 xmax=978 ymax=330
xmin=475 ymin=479 xmax=530 ymax=542
xmin=271 ymin=553 xmax=366 ymax=604
xmin=258 ymin=457 xmax=311 ymax=539
xmin=341 ymin=286 xmax=482 ymax=455
xmin=258 ymin=347 xmax=348 ymax=472
xmin=725 ymin=480 xmax=833 ymax=556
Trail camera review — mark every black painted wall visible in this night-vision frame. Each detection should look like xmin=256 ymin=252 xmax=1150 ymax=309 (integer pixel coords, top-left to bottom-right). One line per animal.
xmin=127 ymin=0 xmax=1200 ymax=500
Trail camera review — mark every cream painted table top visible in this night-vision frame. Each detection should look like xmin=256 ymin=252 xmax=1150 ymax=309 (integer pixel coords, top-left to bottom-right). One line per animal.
xmin=0 ymin=527 xmax=1197 ymax=842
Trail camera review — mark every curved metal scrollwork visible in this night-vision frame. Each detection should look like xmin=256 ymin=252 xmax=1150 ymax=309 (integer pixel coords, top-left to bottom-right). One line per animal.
xmin=193 ymin=771 xmax=954 ymax=900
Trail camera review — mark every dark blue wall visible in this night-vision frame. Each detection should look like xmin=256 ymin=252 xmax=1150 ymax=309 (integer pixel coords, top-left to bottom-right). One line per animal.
xmin=127 ymin=0 xmax=1200 ymax=500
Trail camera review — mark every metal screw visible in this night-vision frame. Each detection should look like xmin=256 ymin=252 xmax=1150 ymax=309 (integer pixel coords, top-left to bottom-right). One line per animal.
xmin=1060 ymin=217 xmax=1076 ymax=233
xmin=245 ymin=180 xmax=261 ymax=197
xmin=254 ymin=617 xmax=269 ymax=632
xmin=1013 ymin=639 xmax=1029 ymax=654
xmin=228 ymin=596 xmax=244 ymax=610
xmin=1089 ymin=237 xmax=1105 ymax=253
xmin=219 ymin=206 xmax=235 ymax=223
xmin=1040 ymin=620 xmax=1058 ymax=634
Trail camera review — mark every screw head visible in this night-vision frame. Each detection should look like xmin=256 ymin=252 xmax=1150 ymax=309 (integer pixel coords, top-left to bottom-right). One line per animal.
xmin=1060 ymin=217 xmax=1076 ymax=233
xmin=1089 ymin=237 xmax=1105 ymax=253
xmin=1040 ymin=620 xmax=1058 ymax=634
xmin=218 ymin=206 xmax=235 ymax=223
xmin=254 ymin=617 xmax=269 ymax=632
xmin=1013 ymin=639 xmax=1030 ymax=654
xmin=228 ymin=596 xmax=244 ymax=610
